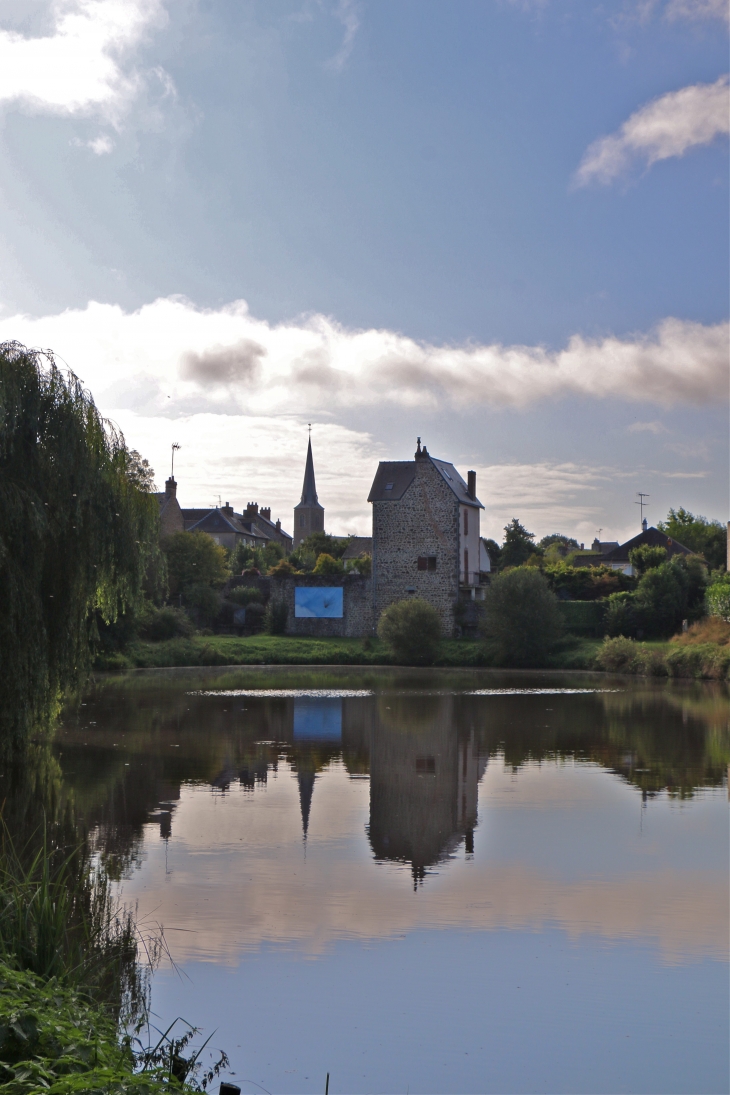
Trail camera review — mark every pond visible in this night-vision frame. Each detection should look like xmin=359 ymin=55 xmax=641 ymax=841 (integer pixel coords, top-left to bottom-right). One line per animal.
xmin=19 ymin=669 xmax=730 ymax=1093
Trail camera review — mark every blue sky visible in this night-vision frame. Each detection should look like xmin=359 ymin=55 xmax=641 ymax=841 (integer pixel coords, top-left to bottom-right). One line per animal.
xmin=0 ymin=0 xmax=727 ymax=542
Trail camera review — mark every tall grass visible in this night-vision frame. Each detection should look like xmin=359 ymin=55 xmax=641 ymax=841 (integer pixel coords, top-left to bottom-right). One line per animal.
xmin=0 ymin=822 xmax=154 ymax=1023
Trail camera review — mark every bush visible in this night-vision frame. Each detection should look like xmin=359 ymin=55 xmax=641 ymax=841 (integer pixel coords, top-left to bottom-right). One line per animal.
xmin=595 ymin=636 xmax=639 ymax=673
xmin=628 ymin=545 xmax=667 ymax=575
xmin=264 ymin=598 xmax=288 ymax=635
xmin=312 ymin=553 xmax=344 ymax=576
xmin=268 ymin=558 xmax=300 ymax=578
xmin=138 ymin=606 xmax=193 ymax=642
xmin=226 ymin=586 xmax=263 ymax=606
xmin=243 ymin=601 xmax=266 ymax=632
xmin=671 ymin=616 xmax=730 ymax=646
xmin=605 ymin=591 xmax=642 ymax=637
xmin=557 ymin=600 xmax=606 ymax=636
xmin=480 ymin=568 xmax=562 ymax=667
xmin=707 ymin=573 xmax=730 ymax=622
xmin=345 ymin=554 xmax=372 ymax=577
xmin=377 ymin=598 xmax=441 ymax=665
xmin=183 ymin=583 xmax=221 ymax=629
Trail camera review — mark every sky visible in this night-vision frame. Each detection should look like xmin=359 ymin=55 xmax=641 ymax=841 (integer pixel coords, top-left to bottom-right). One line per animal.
xmin=0 ymin=0 xmax=727 ymax=543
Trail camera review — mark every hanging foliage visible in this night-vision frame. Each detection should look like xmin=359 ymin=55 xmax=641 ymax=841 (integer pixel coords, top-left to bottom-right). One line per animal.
xmin=0 ymin=341 xmax=161 ymax=747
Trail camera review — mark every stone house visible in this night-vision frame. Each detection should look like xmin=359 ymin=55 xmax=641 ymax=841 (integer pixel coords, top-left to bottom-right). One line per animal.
xmin=154 ymin=477 xmax=291 ymax=553
xmin=368 ymin=439 xmax=485 ymax=635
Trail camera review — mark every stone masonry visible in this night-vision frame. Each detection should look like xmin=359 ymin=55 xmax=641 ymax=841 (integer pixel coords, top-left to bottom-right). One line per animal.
xmin=370 ymin=446 xmax=463 ymax=635
xmin=272 ymin=574 xmax=373 ymax=638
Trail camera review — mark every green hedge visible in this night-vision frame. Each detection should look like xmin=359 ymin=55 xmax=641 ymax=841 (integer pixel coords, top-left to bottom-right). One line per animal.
xmin=557 ymin=600 xmax=606 ymax=637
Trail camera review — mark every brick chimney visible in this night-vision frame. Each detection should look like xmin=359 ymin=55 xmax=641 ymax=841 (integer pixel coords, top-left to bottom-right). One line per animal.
xmin=260 ymin=506 xmax=271 ymax=521
xmin=245 ymin=502 xmax=258 ymax=517
xmin=467 ymin=470 xmax=476 ymax=500
xmin=164 ymin=476 xmax=177 ymax=498
xmin=222 ymin=501 xmax=233 ymax=517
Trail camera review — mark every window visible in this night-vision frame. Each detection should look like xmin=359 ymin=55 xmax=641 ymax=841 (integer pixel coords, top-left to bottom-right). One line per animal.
xmin=416 ymin=756 xmax=436 ymax=775
xmin=417 ymin=556 xmax=437 ymax=571
xmin=385 ymin=482 xmax=394 ymax=491
xmin=463 ymin=508 xmax=468 ymax=536
xmin=464 ymin=549 xmax=469 ymax=580
xmin=300 ymin=514 xmax=305 ymax=527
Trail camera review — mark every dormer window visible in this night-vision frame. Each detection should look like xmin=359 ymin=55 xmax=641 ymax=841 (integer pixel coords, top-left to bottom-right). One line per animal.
xmin=385 ymin=482 xmax=393 ymax=490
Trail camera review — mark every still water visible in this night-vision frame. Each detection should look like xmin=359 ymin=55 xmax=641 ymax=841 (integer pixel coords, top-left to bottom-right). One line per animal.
xmin=51 ymin=669 xmax=729 ymax=1093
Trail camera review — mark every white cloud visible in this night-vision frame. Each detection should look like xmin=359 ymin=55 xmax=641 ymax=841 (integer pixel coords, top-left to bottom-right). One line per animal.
xmin=0 ymin=0 xmax=169 ymax=123
xmin=665 ymin=0 xmax=729 ymax=22
xmin=327 ymin=0 xmax=360 ymax=71
xmin=626 ymin=420 xmax=667 ymax=434
xmin=1 ymin=296 xmax=725 ymax=417
xmin=574 ymin=76 xmax=729 ymax=187
xmin=1 ymin=296 xmax=723 ymax=537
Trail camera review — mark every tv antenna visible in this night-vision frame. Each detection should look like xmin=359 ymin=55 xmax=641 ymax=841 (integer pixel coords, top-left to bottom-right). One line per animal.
xmin=635 ymin=492 xmax=649 ymax=526
xmin=171 ymin=442 xmax=180 ymax=477
xmin=596 ymin=528 xmax=603 ymax=541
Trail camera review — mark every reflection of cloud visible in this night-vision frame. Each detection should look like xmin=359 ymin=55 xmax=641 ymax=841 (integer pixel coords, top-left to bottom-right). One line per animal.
xmin=575 ymin=77 xmax=729 ymax=187
xmin=122 ymin=762 xmax=727 ymax=968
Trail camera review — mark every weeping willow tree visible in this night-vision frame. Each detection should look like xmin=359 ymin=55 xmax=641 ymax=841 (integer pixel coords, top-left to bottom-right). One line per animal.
xmin=0 ymin=341 xmax=161 ymax=747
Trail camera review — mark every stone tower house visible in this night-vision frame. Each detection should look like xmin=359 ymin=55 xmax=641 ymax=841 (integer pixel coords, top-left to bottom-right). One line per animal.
xmin=293 ymin=437 xmax=325 ymax=548
xmin=368 ymin=439 xmax=483 ymax=634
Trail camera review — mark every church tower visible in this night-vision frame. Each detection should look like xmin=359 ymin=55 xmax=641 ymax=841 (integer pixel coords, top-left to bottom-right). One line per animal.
xmin=293 ymin=436 xmax=325 ymax=548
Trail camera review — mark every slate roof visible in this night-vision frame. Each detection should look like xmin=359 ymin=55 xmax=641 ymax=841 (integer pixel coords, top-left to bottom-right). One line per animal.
xmin=575 ymin=526 xmax=693 ymax=567
xmin=368 ymin=456 xmax=484 ymax=508
xmin=342 ymin=536 xmax=373 ymax=559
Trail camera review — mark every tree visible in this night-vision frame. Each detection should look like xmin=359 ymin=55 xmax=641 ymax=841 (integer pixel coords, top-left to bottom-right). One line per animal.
xmin=482 ymin=538 xmax=502 ymax=570
xmin=312 ymin=552 xmax=344 ymax=576
xmin=501 ymin=519 xmax=538 ymax=569
xmin=162 ymin=531 xmax=229 ymax=597
xmin=481 ymin=568 xmax=563 ymax=666
xmin=0 ymin=342 xmax=160 ymax=746
xmin=299 ymin=532 xmax=349 ymax=560
xmin=628 ymin=545 xmax=667 ymax=576
xmin=539 ymin=533 xmax=580 ymax=558
xmin=606 ymin=556 xmax=707 ymax=639
xmin=658 ymin=508 xmax=727 ymax=571
xmin=707 ymin=573 xmax=730 ymax=622
xmin=378 ymin=599 xmax=441 ymax=665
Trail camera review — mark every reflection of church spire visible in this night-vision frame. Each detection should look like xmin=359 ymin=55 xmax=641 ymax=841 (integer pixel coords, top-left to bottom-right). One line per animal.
xmin=298 ymin=771 xmax=316 ymax=840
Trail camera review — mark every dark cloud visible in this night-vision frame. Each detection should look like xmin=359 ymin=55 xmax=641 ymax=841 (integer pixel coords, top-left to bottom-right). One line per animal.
xmin=180 ymin=338 xmax=267 ymax=385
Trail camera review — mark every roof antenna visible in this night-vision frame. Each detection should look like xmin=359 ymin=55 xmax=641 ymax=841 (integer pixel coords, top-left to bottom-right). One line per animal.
xmin=635 ymin=492 xmax=649 ymax=529
xmin=171 ymin=442 xmax=180 ymax=478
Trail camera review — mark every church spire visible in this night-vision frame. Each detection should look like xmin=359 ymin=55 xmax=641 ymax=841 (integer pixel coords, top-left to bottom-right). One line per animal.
xmin=300 ymin=437 xmax=319 ymax=505
xmin=298 ymin=770 xmax=315 ymax=840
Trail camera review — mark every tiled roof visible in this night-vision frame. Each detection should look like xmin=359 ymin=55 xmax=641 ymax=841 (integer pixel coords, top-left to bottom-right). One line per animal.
xmin=342 ymin=536 xmax=373 ymax=558
xmin=367 ymin=456 xmax=484 ymax=508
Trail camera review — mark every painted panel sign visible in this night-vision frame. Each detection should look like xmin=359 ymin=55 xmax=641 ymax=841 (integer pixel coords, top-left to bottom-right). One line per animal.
xmin=294 ymin=586 xmax=343 ymax=618
xmin=293 ymin=699 xmax=342 ymax=742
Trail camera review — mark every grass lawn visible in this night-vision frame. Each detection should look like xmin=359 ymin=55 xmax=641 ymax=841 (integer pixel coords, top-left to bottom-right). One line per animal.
xmin=123 ymin=633 xmax=611 ymax=671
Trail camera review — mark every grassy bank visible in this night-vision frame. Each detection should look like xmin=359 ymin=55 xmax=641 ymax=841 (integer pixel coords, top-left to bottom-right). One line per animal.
xmin=98 ymin=632 xmax=730 ymax=679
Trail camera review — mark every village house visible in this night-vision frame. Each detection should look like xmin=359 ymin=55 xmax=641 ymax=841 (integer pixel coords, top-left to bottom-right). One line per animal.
xmin=154 ymin=477 xmax=292 ymax=553
xmin=368 ymin=439 xmax=486 ymax=635
xmin=574 ymin=521 xmax=693 ymax=576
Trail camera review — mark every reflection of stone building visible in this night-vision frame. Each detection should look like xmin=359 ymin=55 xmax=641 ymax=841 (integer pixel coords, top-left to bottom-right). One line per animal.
xmin=368 ymin=695 xmax=487 ymax=883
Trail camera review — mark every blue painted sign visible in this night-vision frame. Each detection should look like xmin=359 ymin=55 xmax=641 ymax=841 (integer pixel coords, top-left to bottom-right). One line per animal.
xmin=294 ymin=586 xmax=343 ymax=618
xmin=293 ymin=699 xmax=342 ymax=742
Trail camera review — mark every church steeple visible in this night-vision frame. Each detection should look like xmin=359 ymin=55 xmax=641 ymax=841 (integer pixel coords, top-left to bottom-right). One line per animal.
xmin=300 ymin=437 xmax=319 ymax=505
xmin=293 ymin=431 xmax=325 ymax=549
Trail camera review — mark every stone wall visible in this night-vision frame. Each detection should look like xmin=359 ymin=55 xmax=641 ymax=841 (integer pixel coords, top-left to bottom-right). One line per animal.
xmin=271 ymin=574 xmax=373 ymax=638
xmin=372 ymin=456 xmax=460 ymax=635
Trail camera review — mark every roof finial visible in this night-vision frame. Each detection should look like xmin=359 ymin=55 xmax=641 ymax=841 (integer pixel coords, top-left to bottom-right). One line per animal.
xmin=308 ymin=422 xmax=312 ymax=437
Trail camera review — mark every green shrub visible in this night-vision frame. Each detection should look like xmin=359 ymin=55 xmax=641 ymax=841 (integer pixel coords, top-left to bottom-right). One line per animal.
xmin=268 ymin=558 xmax=300 ymax=577
xmin=557 ymin=600 xmax=606 ymax=636
xmin=183 ymin=584 xmax=221 ymax=629
xmin=264 ymin=598 xmax=288 ymax=635
xmin=480 ymin=568 xmax=562 ymax=667
xmin=226 ymin=586 xmax=263 ymax=606
xmin=595 ymin=636 xmax=639 ymax=672
xmin=162 ymin=530 xmax=229 ymax=596
xmin=377 ymin=599 xmax=441 ymax=665
xmin=92 ymin=651 xmax=131 ymax=673
xmin=605 ymin=591 xmax=641 ymax=637
xmin=345 ymin=554 xmax=372 ymax=577
xmin=312 ymin=553 xmax=344 ymax=576
xmin=138 ymin=606 xmax=193 ymax=642
xmin=707 ymin=573 xmax=730 ymax=622
xmin=628 ymin=544 xmax=667 ymax=575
